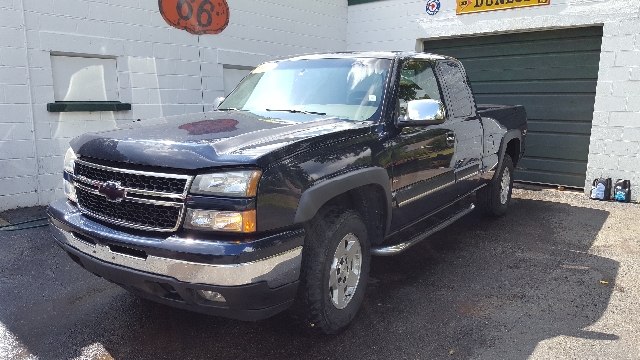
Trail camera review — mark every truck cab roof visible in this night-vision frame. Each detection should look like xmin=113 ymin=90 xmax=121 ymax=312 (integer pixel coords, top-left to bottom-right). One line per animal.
xmin=281 ymin=51 xmax=449 ymax=62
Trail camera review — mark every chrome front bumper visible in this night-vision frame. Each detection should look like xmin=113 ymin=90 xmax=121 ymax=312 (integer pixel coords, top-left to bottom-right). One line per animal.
xmin=47 ymin=199 xmax=304 ymax=289
xmin=50 ymin=224 xmax=302 ymax=288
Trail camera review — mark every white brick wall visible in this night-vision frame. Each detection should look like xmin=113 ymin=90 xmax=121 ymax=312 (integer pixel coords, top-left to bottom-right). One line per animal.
xmin=0 ymin=0 xmax=348 ymax=211
xmin=4 ymin=0 xmax=640 ymax=208
xmin=586 ymin=19 xmax=640 ymax=200
xmin=347 ymin=0 xmax=640 ymax=200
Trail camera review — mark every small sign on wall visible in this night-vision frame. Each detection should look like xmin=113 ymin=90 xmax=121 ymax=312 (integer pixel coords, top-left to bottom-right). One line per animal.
xmin=426 ymin=0 xmax=440 ymax=15
xmin=159 ymin=0 xmax=230 ymax=34
xmin=457 ymin=0 xmax=550 ymax=15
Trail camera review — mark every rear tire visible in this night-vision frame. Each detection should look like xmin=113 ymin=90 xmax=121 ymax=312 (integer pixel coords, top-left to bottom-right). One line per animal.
xmin=478 ymin=155 xmax=514 ymax=217
xmin=290 ymin=207 xmax=370 ymax=334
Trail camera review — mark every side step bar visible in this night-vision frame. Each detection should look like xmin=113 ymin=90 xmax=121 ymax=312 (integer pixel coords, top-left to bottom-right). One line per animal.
xmin=371 ymin=203 xmax=475 ymax=256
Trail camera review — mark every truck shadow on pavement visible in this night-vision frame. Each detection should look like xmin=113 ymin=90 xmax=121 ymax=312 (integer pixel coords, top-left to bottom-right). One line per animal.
xmin=0 ymin=197 xmax=618 ymax=359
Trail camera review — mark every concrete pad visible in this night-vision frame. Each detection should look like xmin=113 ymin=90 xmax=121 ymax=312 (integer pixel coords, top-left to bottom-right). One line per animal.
xmin=1 ymin=190 xmax=639 ymax=359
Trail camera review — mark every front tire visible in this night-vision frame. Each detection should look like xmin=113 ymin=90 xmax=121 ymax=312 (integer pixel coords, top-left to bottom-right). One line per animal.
xmin=478 ymin=155 xmax=514 ymax=216
xmin=291 ymin=208 xmax=370 ymax=334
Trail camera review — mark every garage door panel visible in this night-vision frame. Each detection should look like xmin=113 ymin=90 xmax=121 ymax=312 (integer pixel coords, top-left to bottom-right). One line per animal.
xmin=468 ymin=66 xmax=599 ymax=82
xmin=426 ymin=37 xmax=602 ymax=60
xmin=518 ymin=158 xmax=587 ymax=175
xmin=527 ymin=120 xmax=592 ymax=134
xmin=462 ymin=52 xmax=601 ymax=71
xmin=524 ymin=133 xmax=591 ymax=161
xmin=528 ymin=109 xmax=595 ymax=121
xmin=425 ymin=26 xmax=602 ymax=187
xmin=424 ymin=26 xmax=603 ymax=49
xmin=475 ymin=94 xmax=597 ymax=120
xmin=476 ymin=94 xmax=596 ymax=107
xmin=515 ymin=169 xmax=586 ymax=187
xmin=472 ymin=80 xmax=597 ymax=94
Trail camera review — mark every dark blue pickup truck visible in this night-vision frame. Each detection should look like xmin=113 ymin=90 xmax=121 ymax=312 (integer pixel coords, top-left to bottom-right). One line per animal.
xmin=48 ymin=51 xmax=527 ymax=334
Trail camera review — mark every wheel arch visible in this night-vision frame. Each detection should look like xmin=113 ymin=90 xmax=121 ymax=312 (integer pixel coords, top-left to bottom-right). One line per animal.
xmin=492 ymin=130 xmax=522 ymax=182
xmin=293 ymin=167 xmax=392 ymax=244
xmin=505 ymin=138 xmax=521 ymax=167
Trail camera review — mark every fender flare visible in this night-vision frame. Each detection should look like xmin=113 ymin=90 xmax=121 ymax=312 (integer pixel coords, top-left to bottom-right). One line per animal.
xmin=293 ymin=167 xmax=393 ymax=232
xmin=492 ymin=129 xmax=522 ymax=182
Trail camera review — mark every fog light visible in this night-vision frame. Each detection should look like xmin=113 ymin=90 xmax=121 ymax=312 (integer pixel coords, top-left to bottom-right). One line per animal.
xmin=198 ymin=290 xmax=226 ymax=303
xmin=184 ymin=209 xmax=256 ymax=232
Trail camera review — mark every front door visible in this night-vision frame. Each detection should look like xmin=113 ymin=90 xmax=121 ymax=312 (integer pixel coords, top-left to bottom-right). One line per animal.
xmin=389 ymin=60 xmax=457 ymax=232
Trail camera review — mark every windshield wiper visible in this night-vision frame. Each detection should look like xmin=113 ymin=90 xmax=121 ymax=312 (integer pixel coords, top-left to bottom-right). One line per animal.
xmin=265 ymin=109 xmax=327 ymax=115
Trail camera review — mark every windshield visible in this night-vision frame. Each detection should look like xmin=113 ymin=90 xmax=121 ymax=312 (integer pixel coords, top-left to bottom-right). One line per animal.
xmin=219 ymin=58 xmax=392 ymax=122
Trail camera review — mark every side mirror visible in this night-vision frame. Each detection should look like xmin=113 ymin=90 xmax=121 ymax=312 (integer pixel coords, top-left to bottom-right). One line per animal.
xmin=213 ymin=97 xmax=225 ymax=110
xmin=396 ymin=99 xmax=446 ymax=127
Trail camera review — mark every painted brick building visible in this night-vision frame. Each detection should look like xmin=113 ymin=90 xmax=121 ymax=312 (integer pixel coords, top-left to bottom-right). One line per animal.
xmin=0 ymin=0 xmax=347 ymax=210
xmin=348 ymin=0 xmax=640 ymax=199
xmin=1 ymin=0 xmax=639 ymax=211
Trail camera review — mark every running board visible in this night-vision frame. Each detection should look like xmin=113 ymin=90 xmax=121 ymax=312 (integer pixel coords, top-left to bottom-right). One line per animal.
xmin=371 ymin=203 xmax=475 ymax=256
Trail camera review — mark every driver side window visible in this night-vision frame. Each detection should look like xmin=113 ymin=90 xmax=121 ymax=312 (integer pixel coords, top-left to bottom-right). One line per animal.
xmin=398 ymin=61 xmax=441 ymax=116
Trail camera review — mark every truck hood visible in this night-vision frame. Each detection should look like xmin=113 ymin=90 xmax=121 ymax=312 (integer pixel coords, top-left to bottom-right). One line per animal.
xmin=71 ymin=111 xmax=368 ymax=169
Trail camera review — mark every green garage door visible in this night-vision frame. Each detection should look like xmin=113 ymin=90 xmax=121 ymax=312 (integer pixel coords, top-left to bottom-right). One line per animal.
xmin=424 ymin=27 xmax=603 ymax=187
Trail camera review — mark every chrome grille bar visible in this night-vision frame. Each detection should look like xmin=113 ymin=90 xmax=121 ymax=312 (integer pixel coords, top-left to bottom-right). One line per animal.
xmin=74 ymin=159 xmax=193 ymax=199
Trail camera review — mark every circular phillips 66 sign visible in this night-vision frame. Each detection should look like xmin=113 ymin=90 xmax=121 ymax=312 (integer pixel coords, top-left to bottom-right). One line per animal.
xmin=159 ymin=0 xmax=229 ymax=35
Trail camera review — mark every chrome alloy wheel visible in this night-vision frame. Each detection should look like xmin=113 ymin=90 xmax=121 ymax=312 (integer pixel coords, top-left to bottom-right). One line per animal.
xmin=329 ymin=233 xmax=362 ymax=309
xmin=500 ymin=167 xmax=511 ymax=205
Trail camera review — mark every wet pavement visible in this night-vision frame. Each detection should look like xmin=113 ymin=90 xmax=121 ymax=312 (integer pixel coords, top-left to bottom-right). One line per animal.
xmin=1 ymin=188 xmax=639 ymax=359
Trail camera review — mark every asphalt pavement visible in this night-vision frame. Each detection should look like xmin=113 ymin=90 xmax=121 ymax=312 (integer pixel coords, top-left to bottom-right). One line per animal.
xmin=1 ymin=187 xmax=639 ymax=359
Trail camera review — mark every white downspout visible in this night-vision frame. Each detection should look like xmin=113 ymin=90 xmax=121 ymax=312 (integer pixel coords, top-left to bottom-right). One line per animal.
xmin=19 ymin=0 xmax=41 ymax=206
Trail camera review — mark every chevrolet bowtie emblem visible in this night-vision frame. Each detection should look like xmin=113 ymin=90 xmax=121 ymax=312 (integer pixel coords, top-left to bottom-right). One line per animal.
xmin=97 ymin=181 xmax=126 ymax=202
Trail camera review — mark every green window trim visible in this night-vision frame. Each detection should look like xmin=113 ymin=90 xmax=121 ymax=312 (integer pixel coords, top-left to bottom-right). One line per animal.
xmin=47 ymin=101 xmax=132 ymax=112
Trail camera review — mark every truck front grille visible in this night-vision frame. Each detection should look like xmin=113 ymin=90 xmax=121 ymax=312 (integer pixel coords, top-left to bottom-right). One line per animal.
xmin=75 ymin=161 xmax=188 ymax=195
xmin=76 ymin=187 xmax=182 ymax=231
xmin=73 ymin=159 xmax=192 ymax=232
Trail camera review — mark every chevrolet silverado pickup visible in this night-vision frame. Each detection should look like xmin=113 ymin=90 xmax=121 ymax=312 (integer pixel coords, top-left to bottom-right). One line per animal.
xmin=48 ymin=51 xmax=527 ymax=334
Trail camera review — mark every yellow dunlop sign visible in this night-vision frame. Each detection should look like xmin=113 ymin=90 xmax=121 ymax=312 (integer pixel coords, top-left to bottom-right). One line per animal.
xmin=457 ymin=0 xmax=550 ymax=15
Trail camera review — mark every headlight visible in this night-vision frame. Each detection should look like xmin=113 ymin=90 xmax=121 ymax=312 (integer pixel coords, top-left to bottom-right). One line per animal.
xmin=64 ymin=147 xmax=77 ymax=174
xmin=190 ymin=170 xmax=261 ymax=197
xmin=184 ymin=209 xmax=256 ymax=233
xmin=63 ymin=148 xmax=78 ymax=202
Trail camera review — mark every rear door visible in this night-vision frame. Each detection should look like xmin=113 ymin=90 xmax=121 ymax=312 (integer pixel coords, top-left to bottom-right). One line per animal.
xmin=433 ymin=59 xmax=484 ymax=195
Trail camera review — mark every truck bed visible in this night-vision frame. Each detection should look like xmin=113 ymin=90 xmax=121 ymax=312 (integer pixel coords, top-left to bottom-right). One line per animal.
xmin=477 ymin=104 xmax=527 ymax=130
